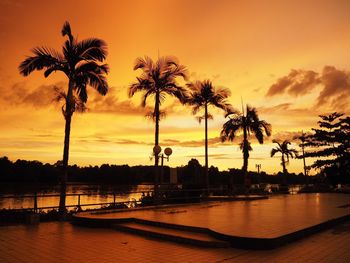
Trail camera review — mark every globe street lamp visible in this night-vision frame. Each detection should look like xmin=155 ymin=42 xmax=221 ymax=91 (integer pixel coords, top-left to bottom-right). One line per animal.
xmin=160 ymin=147 xmax=172 ymax=184
xmin=152 ymin=145 xmax=172 ymax=199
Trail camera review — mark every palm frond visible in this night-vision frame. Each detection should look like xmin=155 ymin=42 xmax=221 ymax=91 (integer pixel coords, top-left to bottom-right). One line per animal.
xmin=61 ymin=21 xmax=73 ymax=42
xmin=141 ymin=89 xmax=154 ymax=107
xmin=196 ymin=113 xmax=213 ymax=124
xmin=44 ymin=65 xmax=66 ymax=78
xmin=75 ymin=83 xmax=88 ymax=102
xmin=221 ymin=115 xmax=242 ymax=142
xmin=239 ymin=140 xmax=252 ymax=152
xmin=19 ymin=47 xmax=64 ymax=76
xmin=164 ymin=84 xmax=189 ymax=104
xmin=129 ymin=78 xmax=153 ymax=97
xmin=86 ymin=72 xmax=108 ymax=96
xmin=271 ymin=147 xmax=280 ymax=157
xmin=246 ymin=106 xmax=272 ymax=143
xmin=134 ymin=56 xmax=153 ymax=71
xmin=75 ymin=61 xmax=109 ymax=74
xmin=53 ymin=87 xmax=86 ymax=117
xmin=77 ymin=38 xmax=108 ymax=62
xmin=145 ymin=110 xmax=166 ymax=122
xmin=169 ymin=63 xmax=189 ymax=81
xmin=187 ymin=80 xmax=232 ymax=118
xmin=192 ymin=104 xmax=202 ymax=115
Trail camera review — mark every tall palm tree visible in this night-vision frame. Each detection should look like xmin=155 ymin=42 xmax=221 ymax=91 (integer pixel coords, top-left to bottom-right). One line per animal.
xmin=271 ymin=140 xmax=298 ymax=178
xmin=221 ymin=105 xmax=271 ymax=187
xmin=187 ymin=80 xmax=231 ymax=193
xmin=19 ymin=21 xmax=109 ymax=216
xmin=129 ymin=56 xmax=188 ymax=187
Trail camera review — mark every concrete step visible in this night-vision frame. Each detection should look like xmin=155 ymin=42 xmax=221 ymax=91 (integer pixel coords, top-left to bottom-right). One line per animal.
xmin=113 ymin=222 xmax=230 ymax=248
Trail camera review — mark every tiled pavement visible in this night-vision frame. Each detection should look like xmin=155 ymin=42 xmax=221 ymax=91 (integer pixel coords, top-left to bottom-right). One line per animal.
xmin=79 ymin=194 xmax=350 ymax=238
xmin=0 ymin=220 xmax=350 ymax=263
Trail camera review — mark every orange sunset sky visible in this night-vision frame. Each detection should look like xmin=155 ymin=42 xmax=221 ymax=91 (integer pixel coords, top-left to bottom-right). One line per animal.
xmin=0 ymin=0 xmax=349 ymax=174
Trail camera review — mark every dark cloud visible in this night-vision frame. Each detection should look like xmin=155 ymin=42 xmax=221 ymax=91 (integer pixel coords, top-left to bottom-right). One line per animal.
xmin=186 ymin=154 xmax=266 ymax=161
xmin=162 ymin=136 xmax=252 ymax=148
xmin=317 ymin=66 xmax=350 ymax=109
xmin=186 ymin=153 xmax=229 ymax=158
xmin=266 ymin=69 xmax=319 ymax=97
xmin=174 ymin=136 xmax=223 ymax=148
xmin=0 ymin=81 xmax=65 ymax=108
xmin=87 ymin=87 xmax=186 ymax=116
xmin=86 ymin=86 xmax=148 ymax=115
xmin=76 ymin=137 xmax=152 ymax=146
xmin=115 ymin=139 xmax=152 ymax=145
xmin=258 ymin=103 xmax=312 ymax=115
xmin=271 ymin=131 xmax=311 ymax=143
xmin=0 ymin=82 xmax=156 ymax=116
xmin=266 ymin=66 xmax=350 ymax=112
xmin=162 ymin=139 xmax=181 ymax=144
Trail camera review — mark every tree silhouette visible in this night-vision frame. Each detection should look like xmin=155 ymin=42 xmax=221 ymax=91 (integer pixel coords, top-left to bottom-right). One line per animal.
xmin=294 ymin=131 xmax=309 ymax=177
xmin=303 ymin=112 xmax=350 ymax=182
xmin=221 ymin=105 xmax=271 ymax=188
xmin=129 ymin=56 xmax=188 ymax=167
xmin=19 ymin=21 xmax=109 ymax=217
xmin=187 ymin=80 xmax=231 ymax=193
xmin=271 ymin=140 xmax=298 ymax=180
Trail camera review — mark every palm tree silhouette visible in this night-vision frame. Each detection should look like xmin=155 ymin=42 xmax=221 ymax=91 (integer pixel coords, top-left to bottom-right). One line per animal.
xmin=271 ymin=140 xmax=298 ymax=180
xmin=19 ymin=21 xmax=109 ymax=216
xmin=221 ymin=105 xmax=271 ymax=188
xmin=187 ymin=80 xmax=231 ymax=193
xmin=129 ymin=56 xmax=188 ymax=197
xmin=129 ymin=56 xmax=188 ymax=168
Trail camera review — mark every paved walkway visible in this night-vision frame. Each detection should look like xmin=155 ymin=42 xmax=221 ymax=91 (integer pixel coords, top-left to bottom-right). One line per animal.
xmin=78 ymin=193 xmax=350 ymax=238
xmin=0 ymin=220 xmax=350 ymax=262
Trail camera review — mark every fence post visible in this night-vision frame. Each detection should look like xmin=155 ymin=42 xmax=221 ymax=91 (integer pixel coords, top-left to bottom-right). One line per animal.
xmin=33 ymin=192 xmax=38 ymax=213
xmin=77 ymin=194 xmax=82 ymax=212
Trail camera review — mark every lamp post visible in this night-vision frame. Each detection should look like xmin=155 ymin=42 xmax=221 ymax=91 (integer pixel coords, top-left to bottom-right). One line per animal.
xmin=159 ymin=147 xmax=173 ymax=184
xmin=256 ymin=164 xmax=261 ymax=185
xmin=152 ymin=145 xmax=172 ymax=199
xmin=256 ymin=164 xmax=261 ymax=174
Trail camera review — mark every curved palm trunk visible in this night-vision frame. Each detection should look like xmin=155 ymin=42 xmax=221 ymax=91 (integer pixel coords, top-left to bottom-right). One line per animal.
xmin=59 ymin=80 xmax=73 ymax=218
xmin=204 ymin=103 xmax=209 ymax=195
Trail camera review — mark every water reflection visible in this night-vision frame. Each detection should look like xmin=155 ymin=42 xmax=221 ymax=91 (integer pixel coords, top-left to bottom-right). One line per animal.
xmin=0 ymin=184 xmax=153 ymax=210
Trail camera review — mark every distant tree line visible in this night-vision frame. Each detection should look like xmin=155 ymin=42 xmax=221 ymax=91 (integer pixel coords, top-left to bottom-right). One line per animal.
xmin=0 ymin=157 xmax=155 ymax=185
xmin=0 ymin=156 xmax=310 ymax=186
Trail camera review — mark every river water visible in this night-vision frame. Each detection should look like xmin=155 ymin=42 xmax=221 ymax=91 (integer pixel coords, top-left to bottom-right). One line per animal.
xmin=0 ymin=184 xmax=153 ymax=211
xmin=0 ymin=183 xmax=304 ymax=211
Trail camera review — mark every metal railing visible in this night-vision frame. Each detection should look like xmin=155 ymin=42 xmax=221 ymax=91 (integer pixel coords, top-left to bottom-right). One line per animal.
xmin=0 ymin=191 xmax=147 ymax=212
xmin=0 ymin=187 xmax=223 ymax=212
xmin=0 ymin=184 xmax=299 ymax=213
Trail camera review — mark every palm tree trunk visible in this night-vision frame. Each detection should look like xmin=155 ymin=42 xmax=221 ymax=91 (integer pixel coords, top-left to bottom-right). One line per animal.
xmin=242 ymin=125 xmax=249 ymax=188
xmin=154 ymin=90 xmax=160 ymax=166
xmin=204 ymin=103 xmax=209 ymax=195
xmin=154 ymin=89 xmax=160 ymax=200
xmin=281 ymin=154 xmax=287 ymax=184
xmin=302 ymin=144 xmax=307 ymax=178
xmin=59 ymin=81 xmax=73 ymax=218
